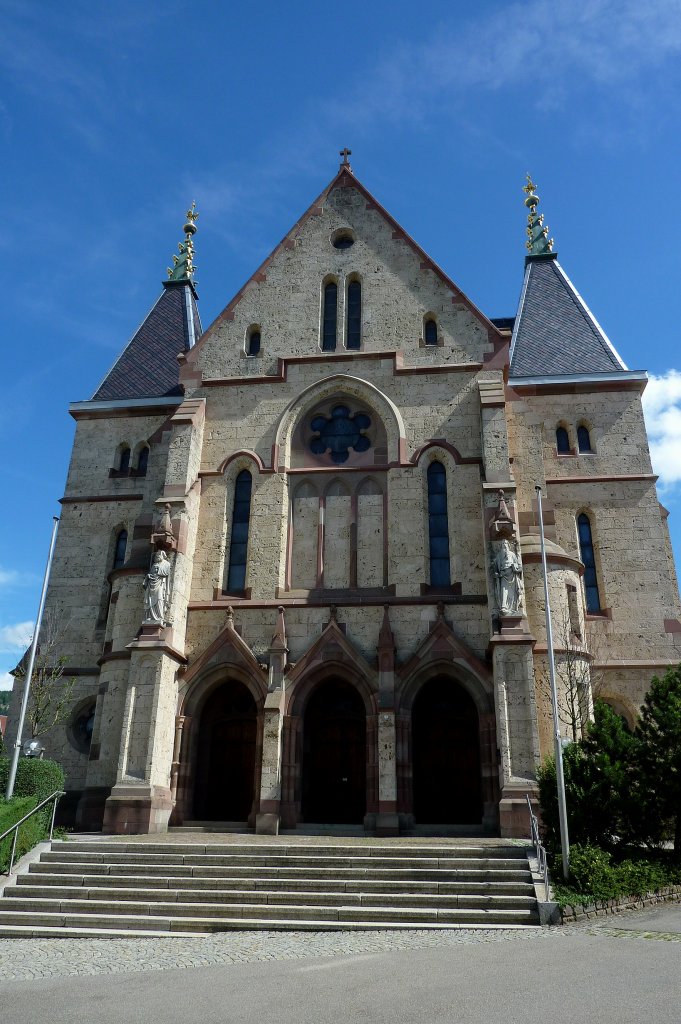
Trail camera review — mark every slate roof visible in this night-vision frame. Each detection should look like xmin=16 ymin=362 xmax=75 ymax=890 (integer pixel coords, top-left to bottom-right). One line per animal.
xmin=509 ymin=254 xmax=627 ymax=378
xmin=92 ymin=282 xmax=202 ymax=401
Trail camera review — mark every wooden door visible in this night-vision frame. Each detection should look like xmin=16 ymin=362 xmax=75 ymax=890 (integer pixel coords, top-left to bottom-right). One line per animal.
xmin=302 ymin=679 xmax=366 ymax=824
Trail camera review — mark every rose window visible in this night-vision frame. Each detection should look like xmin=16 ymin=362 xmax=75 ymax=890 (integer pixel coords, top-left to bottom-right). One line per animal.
xmin=309 ymin=405 xmax=371 ymax=464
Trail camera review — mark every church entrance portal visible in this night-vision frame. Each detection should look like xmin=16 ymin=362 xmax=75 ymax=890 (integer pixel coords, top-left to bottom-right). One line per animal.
xmin=194 ymin=680 xmax=257 ymax=821
xmin=412 ymin=676 xmax=482 ymax=824
xmin=302 ymin=678 xmax=366 ymax=824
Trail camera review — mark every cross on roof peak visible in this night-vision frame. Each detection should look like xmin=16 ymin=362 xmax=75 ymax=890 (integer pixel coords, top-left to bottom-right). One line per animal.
xmin=339 ymin=147 xmax=352 ymax=170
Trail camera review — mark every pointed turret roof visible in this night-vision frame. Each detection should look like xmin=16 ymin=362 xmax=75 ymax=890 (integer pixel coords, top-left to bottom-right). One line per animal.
xmin=92 ymin=207 xmax=203 ymax=401
xmin=509 ymin=178 xmax=631 ymax=381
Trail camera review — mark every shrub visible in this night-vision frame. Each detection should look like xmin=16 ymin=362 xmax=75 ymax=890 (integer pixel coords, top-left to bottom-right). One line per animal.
xmin=0 ymin=796 xmax=40 ymax=873
xmin=0 ymin=758 xmax=64 ymax=804
xmin=552 ymin=842 xmax=681 ymax=909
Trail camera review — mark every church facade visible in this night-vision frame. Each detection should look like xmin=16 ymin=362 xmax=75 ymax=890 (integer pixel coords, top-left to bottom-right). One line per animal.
xmin=9 ymin=160 xmax=681 ymax=837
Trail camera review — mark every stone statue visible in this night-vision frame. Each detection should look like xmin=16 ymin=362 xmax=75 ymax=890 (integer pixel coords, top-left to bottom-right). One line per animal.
xmin=143 ymin=550 xmax=171 ymax=624
xmin=493 ymin=539 xmax=523 ymax=616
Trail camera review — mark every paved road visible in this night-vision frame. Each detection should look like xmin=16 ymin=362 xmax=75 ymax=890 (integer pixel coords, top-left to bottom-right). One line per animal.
xmin=1 ymin=907 xmax=679 ymax=1024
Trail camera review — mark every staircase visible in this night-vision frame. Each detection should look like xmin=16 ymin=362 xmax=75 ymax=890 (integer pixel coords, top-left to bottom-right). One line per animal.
xmin=0 ymin=839 xmax=540 ymax=937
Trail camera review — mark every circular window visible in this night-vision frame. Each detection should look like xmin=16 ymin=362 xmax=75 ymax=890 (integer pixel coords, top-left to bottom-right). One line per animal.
xmin=310 ymin=405 xmax=371 ymax=464
xmin=70 ymin=701 xmax=96 ymax=754
xmin=331 ymin=230 xmax=355 ymax=250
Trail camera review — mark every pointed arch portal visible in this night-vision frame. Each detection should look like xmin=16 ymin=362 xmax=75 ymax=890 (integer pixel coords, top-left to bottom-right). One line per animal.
xmin=412 ymin=676 xmax=482 ymax=824
xmin=194 ymin=680 xmax=257 ymax=822
xmin=302 ymin=678 xmax=366 ymax=824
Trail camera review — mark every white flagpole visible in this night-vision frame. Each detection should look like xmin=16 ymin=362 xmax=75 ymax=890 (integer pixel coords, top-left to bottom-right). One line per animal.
xmin=5 ymin=516 xmax=60 ymax=801
xmin=535 ymin=486 xmax=570 ymax=879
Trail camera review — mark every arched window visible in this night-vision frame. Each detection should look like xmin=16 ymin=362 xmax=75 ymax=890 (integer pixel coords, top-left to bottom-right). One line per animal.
xmin=137 ymin=446 xmax=149 ymax=474
xmin=227 ymin=470 xmax=253 ymax=592
xmin=577 ymin=425 xmax=592 ymax=453
xmin=556 ymin=426 xmax=570 ymax=453
xmin=247 ymin=328 xmax=261 ymax=356
xmin=577 ymin=513 xmax=601 ymax=613
xmin=424 ymin=318 xmax=438 ymax=346
xmin=322 ymin=281 xmax=338 ymax=351
xmin=119 ymin=447 xmax=131 ymax=472
xmin=346 ymin=280 xmax=362 ymax=350
xmin=113 ymin=529 xmax=127 ymax=570
xmin=427 ymin=461 xmax=451 ymax=586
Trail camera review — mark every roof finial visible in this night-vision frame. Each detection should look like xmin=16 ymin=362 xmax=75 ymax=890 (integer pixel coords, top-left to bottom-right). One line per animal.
xmin=167 ymin=202 xmax=198 ymax=282
xmin=339 ymin=147 xmax=352 ymax=171
xmin=523 ymin=175 xmax=554 ymax=257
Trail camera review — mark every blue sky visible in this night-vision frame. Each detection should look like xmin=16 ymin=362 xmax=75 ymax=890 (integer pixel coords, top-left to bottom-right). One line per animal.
xmin=2 ymin=0 xmax=681 ymax=687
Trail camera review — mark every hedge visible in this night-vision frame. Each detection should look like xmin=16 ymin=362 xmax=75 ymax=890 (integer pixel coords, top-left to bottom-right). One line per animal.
xmin=0 ymin=758 xmax=65 ymax=804
xmin=552 ymin=843 xmax=681 ymax=909
xmin=0 ymin=796 xmax=40 ymax=873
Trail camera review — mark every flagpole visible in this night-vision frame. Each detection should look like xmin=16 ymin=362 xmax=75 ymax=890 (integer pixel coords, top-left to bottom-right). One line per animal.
xmin=535 ymin=485 xmax=570 ymax=880
xmin=5 ymin=516 xmax=60 ymax=801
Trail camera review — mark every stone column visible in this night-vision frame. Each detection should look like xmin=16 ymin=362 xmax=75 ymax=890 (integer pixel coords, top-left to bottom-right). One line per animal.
xmin=256 ymin=607 xmax=288 ymax=835
xmin=375 ymin=605 xmax=399 ymax=836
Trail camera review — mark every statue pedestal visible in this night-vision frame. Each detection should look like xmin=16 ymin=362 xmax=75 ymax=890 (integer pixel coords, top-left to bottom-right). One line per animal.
xmin=497 ymin=613 xmax=528 ymax=638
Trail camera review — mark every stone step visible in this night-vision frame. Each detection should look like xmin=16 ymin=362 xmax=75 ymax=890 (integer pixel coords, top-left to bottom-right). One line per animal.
xmin=16 ymin=873 xmax=534 ymax=896
xmin=40 ymin=851 xmax=529 ymax=871
xmin=5 ymin=887 xmax=538 ymax=912
xmin=52 ymin=841 xmax=528 ymax=860
xmin=0 ymin=905 xmax=539 ymax=931
xmin=30 ymin=862 xmax=532 ymax=883
xmin=0 ymin=919 xmax=541 ymax=938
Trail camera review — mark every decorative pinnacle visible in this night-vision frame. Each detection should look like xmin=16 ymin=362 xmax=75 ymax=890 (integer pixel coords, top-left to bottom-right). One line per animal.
xmin=523 ymin=175 xmax=554 ymax=256
xmin=167 ymin=202 xmax=198 ymax=282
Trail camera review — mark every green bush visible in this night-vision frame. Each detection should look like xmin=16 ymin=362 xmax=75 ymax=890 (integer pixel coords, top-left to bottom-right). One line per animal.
xmin=552 ymin=843 xmax=681 ymax=909
xmin=0 ymin=796 xmax=40 ymax=873
xmin=0 ymin=757 xmax=64 ymax=804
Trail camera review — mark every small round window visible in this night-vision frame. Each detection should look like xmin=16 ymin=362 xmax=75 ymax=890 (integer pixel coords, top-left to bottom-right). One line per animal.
xmin=331 ymin=231 xmax=355 ymax=250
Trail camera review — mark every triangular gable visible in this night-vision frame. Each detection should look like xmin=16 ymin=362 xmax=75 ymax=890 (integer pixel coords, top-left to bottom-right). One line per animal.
xmin=93 ymin=282 xmax=202 ymax=401
xmin=285 ymin=617 xmax=377 ymax=688
xmin=186 ymin=166 xmax=503 ymax=364
xmin=398 ymin=615 xmax=492 ymax=687
xmin=509 ymin=255 xmax=627 ymax=378
xmin=182 ymin=615 xmax=266 ymax=686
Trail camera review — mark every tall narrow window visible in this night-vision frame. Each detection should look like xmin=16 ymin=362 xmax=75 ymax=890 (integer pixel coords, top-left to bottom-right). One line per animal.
xmin=247 ymin=328 xmax=261 ymax=356
xmin=113 ymin=529 xmax=127 ymax=570
xmin=346 ymin=280 xmax=362 ymax=350
xmin=556 ymin=426 xmax=570 ymax=453
xmin=322 ymin=281 xmax=338 ymax=351
xmin=227 ymin=470 xmax=253 ymax=592
xmin=119 ymin=447 xmax=131 ymax=472
xmin=577 ymin=425 xmax=592 ymax=453
xmin=424 ymin=318 xmax=438 ymax=345
xmin=577 ymin=513 xmax=601 ymax=613
xmin=427 ymin=461 xmax=451 ymax=586
xmin=137 ymin=447 xmax=149 ymax=474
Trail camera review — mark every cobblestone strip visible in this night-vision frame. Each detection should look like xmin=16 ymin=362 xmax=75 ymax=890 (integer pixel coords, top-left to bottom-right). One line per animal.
xmin=0 ymin=927 xmax=564 ymax=982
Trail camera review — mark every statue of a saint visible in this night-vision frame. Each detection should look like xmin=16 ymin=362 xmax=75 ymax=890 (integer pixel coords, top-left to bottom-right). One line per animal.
xmin=493 ymin=539 xmax=523 ymax=615
xmin=143 ymin=550 xmax=171 ymax=624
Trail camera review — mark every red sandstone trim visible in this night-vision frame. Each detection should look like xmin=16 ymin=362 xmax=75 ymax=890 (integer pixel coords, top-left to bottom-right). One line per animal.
xmin=188 ymin=595 xmax=487 ymax=611
xmin=506 ymin=379 xmax=647 ymax=399
xmin=60 ymin=494 xmax=144 ymax=504
xmin=545 ymin=474 xmax=657 ymax=485
xmin=70 ymin=405 xmax=179 ymax=421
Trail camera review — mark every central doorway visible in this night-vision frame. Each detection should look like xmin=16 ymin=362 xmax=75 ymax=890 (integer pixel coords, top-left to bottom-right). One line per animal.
xmin=194 ymin=680 xmax=257 ymax=821
xmin=302 ymin=678 xmax=366 ymax=824
xmin=412 ymin=676 xmax=482 ymax=824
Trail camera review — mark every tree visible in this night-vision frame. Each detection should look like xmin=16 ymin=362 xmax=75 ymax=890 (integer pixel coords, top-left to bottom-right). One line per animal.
xmin=535 ymin=607 xmax=606 ymax=743
xmin=12 ymin=611 xmax=75 ymax=740
xmin=633 ymin=665 xmax=681 ymax=860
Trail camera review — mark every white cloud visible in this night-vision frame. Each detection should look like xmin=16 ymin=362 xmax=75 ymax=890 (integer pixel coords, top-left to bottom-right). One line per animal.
xmin=642 ymin=370 xmax=681 ymax=490
xmin=0 ymin=671 xmax=15 ymax=691
xmin=0 ymin=621 xmax=34 ymax=654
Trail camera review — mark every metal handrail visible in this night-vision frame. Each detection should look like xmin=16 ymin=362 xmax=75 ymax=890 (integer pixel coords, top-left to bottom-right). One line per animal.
xmin=0 ymin=790 xmax=65 ymax=875
xmin=526 ymin=794 xmax=550 ymax=896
